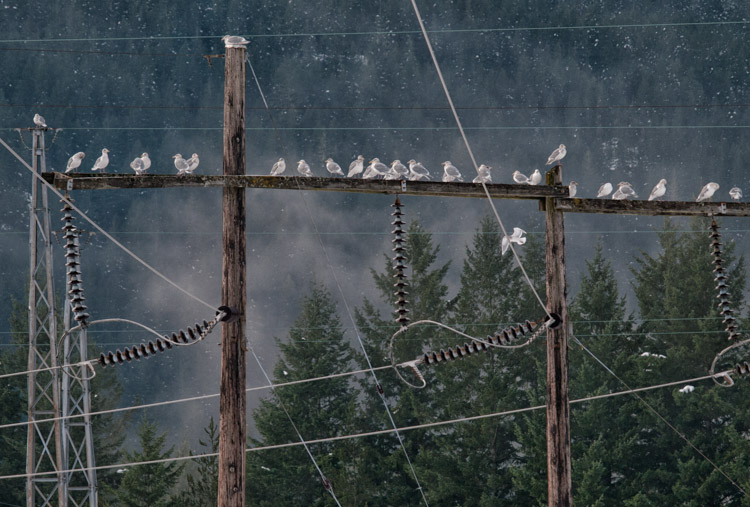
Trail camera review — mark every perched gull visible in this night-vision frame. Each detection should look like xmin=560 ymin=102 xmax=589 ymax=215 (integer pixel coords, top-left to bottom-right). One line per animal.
xmin=696 ymin=182 xmax=719 ymax=202
xmin=441 ymin=161 xmax=463 ymax=182
xmin=186 ymin=153 xmax=199 ymax=174
xmin=596 ymin=182 xmax=613 ymax=198
xmin=611 ymin=182 xmax=637 ymax=200
xmin=348 ymin=155 xmax=365 ymax=177
xmin=91 ymin=148 xmax=110 ymax=173
xmin=568 ymin=181 xmax=578 ymax=198
xmin=529 ymin=169 xmax=542 ymax=186
xmin=391 ymin=160 xmax=410 ymax=179
xmin=678 ymin=385 xmax=695 ymax=394
xmin=501 ymin=227 xmax=527 ymax=255
xmin=65 ymin=152 xmax=85 ymax=173
xmin=173 ymin=154 xmax=190 ymax=175
xmin=140 ymin=153 xmax=151 ymax=172
xmin=546 ymin=144 xmax=567 ymax=166
xmin=512 ymin=170 xmax=530 ymax=184
xmin=222 ymin=35 xmax=249 ymax=48
xmin=473 ymin=164 xmax=491 ymax=183
xmin=270 ymin=157 xmax=286 ymax=176
xmin=297 ymin=159 xmax=312 ymax=177
xmin=325 ymin=158 xmax=344 ymax=176
xmin=130 ymin=156 xmax=146 ymax=175
xmin=729 ymin=187 xmax=742 ymax=201
xmin=33 ymin=114 xmax=47 ymax=128
xmin=407 ymin=160 xmax=430 ymax=181
xmin=648 ymin=179 xmax=667 ymax=201
xmin=363 ymin=158 xmax=387 ymax=179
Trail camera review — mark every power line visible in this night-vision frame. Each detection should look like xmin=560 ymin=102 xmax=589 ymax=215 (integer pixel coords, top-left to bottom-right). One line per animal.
xmin=0 ymin=19 xmax=745 ymax=44
xmin=0 ymin=369 xmax=731 ymax=482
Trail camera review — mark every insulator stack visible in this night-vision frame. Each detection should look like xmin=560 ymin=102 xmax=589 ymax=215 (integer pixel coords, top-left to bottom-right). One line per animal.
xmin=98 ymin=314 xmax=221 ymax=367
xmin=709 ymin=219 xmax=739 ymax=341
xmin=61 ymin=200 xmax=90 ymax=326
xmin=422 ymin=317 xmax=548 ymax=367
xmin=736 ymin=361 xmax=750 ymax=376
xmin=391 ymin=197 xmax=410 ymax=327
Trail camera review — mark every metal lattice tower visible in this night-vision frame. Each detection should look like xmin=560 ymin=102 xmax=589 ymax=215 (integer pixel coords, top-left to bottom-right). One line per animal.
xmin=60 ymin=200 xmax=97 ymax=506
xmin=25 ymin=126 xmax=64 ymax=507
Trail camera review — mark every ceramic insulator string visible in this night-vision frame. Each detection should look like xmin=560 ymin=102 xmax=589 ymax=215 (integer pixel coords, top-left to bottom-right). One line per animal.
xmin=391 ymin=196 xmax=410 ymax=327
xmin=61 ymin=199 xmax=90 ymax=326
xmin=709 ymin=219 xmax=740 ymax=341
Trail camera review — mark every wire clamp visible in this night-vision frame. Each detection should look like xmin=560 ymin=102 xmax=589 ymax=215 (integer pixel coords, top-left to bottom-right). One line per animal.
xmin=544 ymin=312 xmax=562 ymax=329
xmin=217 ymin=306 xmax=239 ymax=323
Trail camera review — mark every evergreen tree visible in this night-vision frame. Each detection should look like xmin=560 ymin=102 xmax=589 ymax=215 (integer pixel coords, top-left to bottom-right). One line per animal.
xmin=177 ymin=417 xmax=219 ymax=507
xmin=245 ymin=284 xmax=360 ymax=506
xmin=114 ymin=416 xmax=184 ymax=507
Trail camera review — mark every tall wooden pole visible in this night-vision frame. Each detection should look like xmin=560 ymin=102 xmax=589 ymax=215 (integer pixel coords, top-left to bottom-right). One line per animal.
xmin=218 ymin=40 xmax=247 ymax=507
xmin=545 ymin=165 xmax=572 ymax=506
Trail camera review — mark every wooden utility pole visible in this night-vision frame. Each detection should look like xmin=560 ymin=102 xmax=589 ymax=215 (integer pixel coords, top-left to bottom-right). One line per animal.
xmin=218 ymin=39 xmax=247 ymax=506
xmin=544 ymin=165 xmax=571 ymax=506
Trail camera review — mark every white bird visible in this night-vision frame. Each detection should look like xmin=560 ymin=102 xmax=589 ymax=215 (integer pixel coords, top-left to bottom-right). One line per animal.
xmin=173 ymin=154 xmax=190 ymax=175
xmin=473 ymin=165 xmax=492 ymax=183
xmin=678 ymin=385 xmax=695 ymax=394
xmin=648 ymin=179 xmax=667 ymax=201
xmin=596 ymin=182 xmax=613 ymax=198
xmin=33 ymin=114 xmax=47 ymax=128
xmin=130 ymin=156 xmax=146 ymax=175
xmin=512 ymin=170 xmax=530 ymax=184
xmin=568 ymin=181 xmax=577 ymax=198
xmin=348 ymin=155 xmax=365 ymax=177
xmin=65 ymin=152 xmax=85 ymax=173
xmin=140 ymin=153 xmax=151 ymax=172
xmin=297 ymin=159 xmax=312 ymax=177
xmin=696 ymin=182 xmax=720 ymax=202
xmin=363 ymin=158 xmax=388 ymax=179
xmin=407 ymin=160 xmax=430 ymax=181
xmin=270 ymin=157 xmax=286 ymax=176
xmin=729 ymin=187 xmax=742 ymax=201
xmin=501 ymin=227 xmax=527 ymax=255
xmin=325 ymin=158 xmax=344 ymax=176
xmin=529 ymin=169 xmax=542 ymax=186
xmin=441 ymin=161 xmax=462 ymax=182
xmin=391 ymin=160 xmax=410 ymax=179
xmin=222 ymin=35 xmax=249 ymax=48
xmin=91 ymin=148 xmax=110 ymax=173
xmin=186 ymin=153 xmax=199 ymax=174
xmin=612 ymin=182 xmax=637 ymax=200
xmin=546 ymin=144 xmax=567 ymax=166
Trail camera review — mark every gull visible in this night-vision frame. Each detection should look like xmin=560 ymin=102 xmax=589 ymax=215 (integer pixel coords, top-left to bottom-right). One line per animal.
xmin=696 ymin=182 xmax=719 ymax=202
xmin=568 ymin=181 xmax=577 ymax=198
xmin=648 ymin=179 xmax=667 ymax=201
xmin=391 ymin=160 xmax=410 ymax=179
xmin=596 ymin=182 xmax=613 ymax=198
xmin=512 ymin=170 xmax=530 ymax=184
xmin=678 ymin=385 xmax=695 ymax=394
xmin=729 ymin=187 xmax=742 ymax=201
xmin=297 ymin=159 xmax=312 ymax=177
xmin=65 ymin=152 xmax=85 ymax=173
xmin=363 ymin=158 xmax=387 ymax=179
xmin=473 ymin=164 xmax=492 ymax=183
xmin=407 ymin=160 xmax=430 ymax=181
xmin=442 ymin=161 xmax=463 ymax=182
xmin=325 ymin=158 xmax=344 ymax=176
xmin=611 ymin=181 xmax=637 ymax=200
xmin=529 ymin=169 xmax=542 ymax=186
xmin=130 ymin=156 xmax=146 ymax=175
xmin=140 ymin=153 xmax=151 ymax=172
xmin=173 ymin=154 xmax=190 ymax=175
xmin=91 ymin=148 xmax=110 ymax=173
xmin=186 ymin=153 xmax=199 ymax=174
xmin=546 ymin=144 xmax=567 ymax=166
xmin=270 ymin=157 xmax=286 ymax=176
xmin=222 ymin=35 xmax=249 ymax=48
xmin=501 ymin=227 xmax=527 ymax=255
xmin=33 ymin=114 xmax=47 ymax=128
xmin=348 ymin=155 xmax=365 ymax=177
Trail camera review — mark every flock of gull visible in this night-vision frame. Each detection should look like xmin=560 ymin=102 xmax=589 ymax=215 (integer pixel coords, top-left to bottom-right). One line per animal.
xmin=64 ymin=149 xmax=200 ymax=176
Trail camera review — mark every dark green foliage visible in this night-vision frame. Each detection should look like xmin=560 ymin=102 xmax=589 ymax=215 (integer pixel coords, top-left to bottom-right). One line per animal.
xmin=177 ymin=417 xmax=219 ymax=507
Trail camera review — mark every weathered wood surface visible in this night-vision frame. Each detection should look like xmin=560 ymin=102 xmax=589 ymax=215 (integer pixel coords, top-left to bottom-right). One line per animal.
xmin=556 ymin=197 xmax=750 ymax=217
xmin=218 ymin=45 xmax=246 ymax=507
xmin=545 ymin=167 xmax=572 ymax=507
xmin=41 ymin=172 xmax=569 ymax=200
